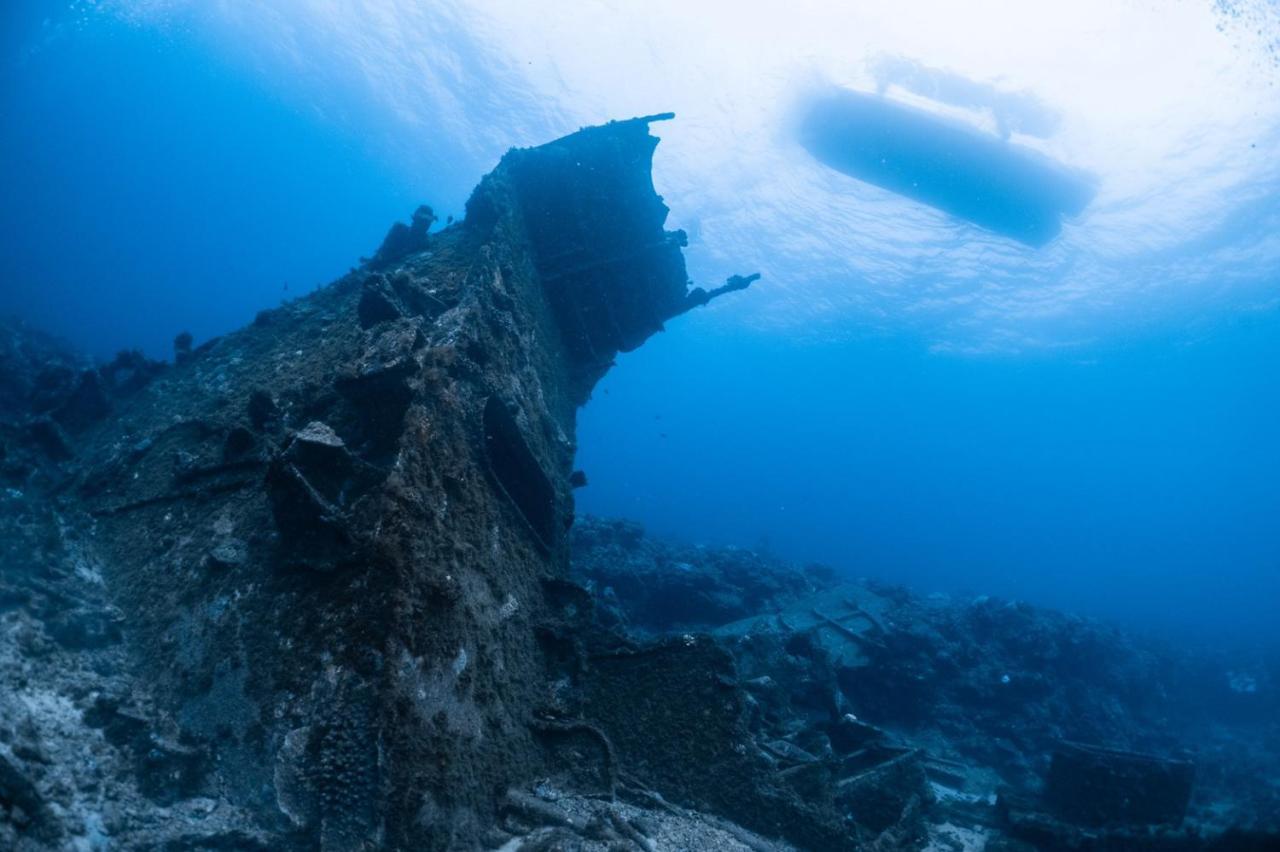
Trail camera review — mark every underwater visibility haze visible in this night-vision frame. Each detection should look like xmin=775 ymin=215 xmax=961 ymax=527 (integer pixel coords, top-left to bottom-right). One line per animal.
xmin=2 ymin=1 xmax=1280 ymax=849
xmin=4 ymin=0 xmax=1278 ymax=642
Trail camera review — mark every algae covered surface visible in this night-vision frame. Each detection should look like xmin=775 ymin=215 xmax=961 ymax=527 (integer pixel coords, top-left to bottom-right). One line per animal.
xmin=1 ymin=115 xmax=1277 ymax=851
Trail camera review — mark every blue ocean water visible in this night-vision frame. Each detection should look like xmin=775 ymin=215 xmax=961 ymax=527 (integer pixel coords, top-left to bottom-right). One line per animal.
xmin=3 ymin=1 xmax=1279 ymax=646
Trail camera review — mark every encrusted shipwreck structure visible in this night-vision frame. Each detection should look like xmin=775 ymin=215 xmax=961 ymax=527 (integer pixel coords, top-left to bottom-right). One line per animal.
xmin=5 ymin=116 xmax=1279 ymax=852
xmin=0 ymin=117 xmax=761 ymax=850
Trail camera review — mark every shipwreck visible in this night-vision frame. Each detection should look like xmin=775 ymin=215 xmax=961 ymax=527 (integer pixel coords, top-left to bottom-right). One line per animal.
xmin=0 ymin=116 xmax=769 ymax=850
xmin=2 ymin=115 xmax=1275 ymax=852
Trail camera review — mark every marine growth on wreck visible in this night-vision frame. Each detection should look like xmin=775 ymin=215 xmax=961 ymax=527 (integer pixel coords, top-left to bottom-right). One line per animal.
xmin=3 ymin=4 xmax=1280 ymax=852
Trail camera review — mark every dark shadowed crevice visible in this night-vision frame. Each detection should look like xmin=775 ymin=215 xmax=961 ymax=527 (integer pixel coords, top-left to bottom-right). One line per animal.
xmin=483 ymin=396 xmax=558 ymax=552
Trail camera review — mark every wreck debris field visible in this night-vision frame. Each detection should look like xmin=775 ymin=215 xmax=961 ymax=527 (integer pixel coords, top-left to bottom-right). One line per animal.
xmin=2 ymin=3 xmax=1280 ymax=851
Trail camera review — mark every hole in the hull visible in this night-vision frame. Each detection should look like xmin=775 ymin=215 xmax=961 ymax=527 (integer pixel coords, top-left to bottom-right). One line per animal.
xmin=483 ymin=396 xmax=557 ymax=551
